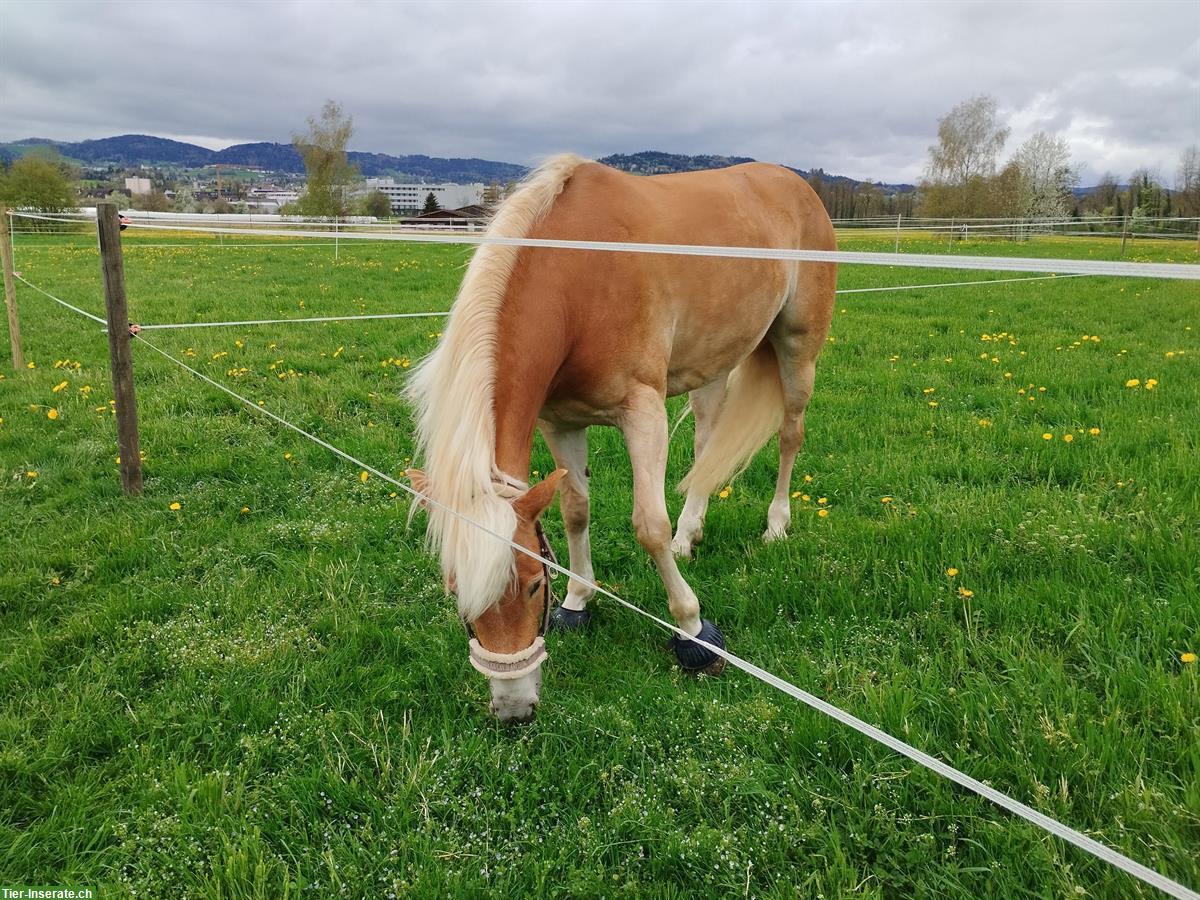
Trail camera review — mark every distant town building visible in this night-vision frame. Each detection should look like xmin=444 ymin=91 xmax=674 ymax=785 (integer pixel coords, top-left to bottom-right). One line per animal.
xmin=125 ymin=176 xmax=152 ymax=195
xmin=360 ymin=179 xmax=485 ymax=214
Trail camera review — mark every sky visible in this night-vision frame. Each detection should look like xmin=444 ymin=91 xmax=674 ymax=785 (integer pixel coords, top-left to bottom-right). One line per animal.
xmin=1 ymin=0 xmax=1197 ymax=186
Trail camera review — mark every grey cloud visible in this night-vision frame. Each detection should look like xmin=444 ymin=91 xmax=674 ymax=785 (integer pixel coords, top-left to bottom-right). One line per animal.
xmin=1 ymin=0 xmax=1196 ymax=185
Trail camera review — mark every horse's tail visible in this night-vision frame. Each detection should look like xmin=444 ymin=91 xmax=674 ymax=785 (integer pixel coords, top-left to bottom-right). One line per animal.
xmin=677 ymin=342 xmax=783 ymax=497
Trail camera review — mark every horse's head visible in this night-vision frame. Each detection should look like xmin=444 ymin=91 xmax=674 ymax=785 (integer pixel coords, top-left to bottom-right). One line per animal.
xmin=406 ymin=467 xmax=566 ymax=723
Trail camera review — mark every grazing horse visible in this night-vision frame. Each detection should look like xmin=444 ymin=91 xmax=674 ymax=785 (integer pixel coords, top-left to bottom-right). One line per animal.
xmin=405 ymin=154 xmax=835 ymax=722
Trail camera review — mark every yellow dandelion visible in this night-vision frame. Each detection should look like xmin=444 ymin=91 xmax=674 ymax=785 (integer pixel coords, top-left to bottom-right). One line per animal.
xmin=284 ymin=452 xmax=293 ymax=460
xmin=928 ymin=400 xmax=939 ymax=408
xmin=241 ymin=506 xmax=250 ymax=513
xmin=817 ymin=508 xmax=829 ymax=518
xmin=360 ymin=470 xmax=370 ymax=483
xmin=958 ymin=586 xmax=974 ymax=598
xmin=1004 ymin=372 xmax=1012 ymax=379
xmin=791 ymin=491 xmax=802 ymax=499
xmin=51 ymin=576 xmax=61 ymax=586
xmin=718 ymin=486 xmax=731 ymax=499
xmin=801 ymin=494 xmax=810 ymax=502
xmin=1125 ymin=378 xmax=1140 ymax=388
xmin=25 ymin=471 xmax=37 ymax=478
xmin=26 ymin=361 xmax=35 ymax=369
xmin=1182 ymin=652 xmax=1197 ymax=664
xmin=1145 ymin=379 xmax=1157 ymax=390
xmin=818 ymin=497 xmax=828 ymax=506
xmin=169 ymin=502 xmax=181 ymax=511
xmin=1089 ymin=427 xmax=1101 ymax=436
xmin=1063 ymin=434 xmax=1074 ymax=443
xmin=978 ymin=419 xmax=992 ymax=427
xmin=923 ymin=387 xmax=935 ymax=394
xmin=1042 ymin=433 xmax=1052 ymax=441
xmin=803 ymin=474 xmax=813 ymax=483
xmin=947 ymin=567 xmax=959 ymax=577
xmin=47 ymin=409 xmax=59 ymax=420
xmin=881 ymin=496 xmax=893 ymax=504
xmin=52 ymin=380 xmax=69 ymax=393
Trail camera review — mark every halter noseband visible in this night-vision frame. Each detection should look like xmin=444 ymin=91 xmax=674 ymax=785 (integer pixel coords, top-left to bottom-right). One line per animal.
xmin=465 ymin=473 xmax=556 ymax=679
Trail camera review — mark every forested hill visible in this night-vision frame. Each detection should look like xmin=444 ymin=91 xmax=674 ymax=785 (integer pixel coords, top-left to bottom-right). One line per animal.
xmin=598 ymin=150 xmax=914 ymax=194
xmin=0 ymin=134 xmax=529 ymax=183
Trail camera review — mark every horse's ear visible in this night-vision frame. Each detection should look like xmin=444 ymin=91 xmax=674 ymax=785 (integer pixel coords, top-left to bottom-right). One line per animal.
xmin=405 ymin=468 xmax=431 ymax=508
xmin=513 ymin=468 xmax=567 ymax=521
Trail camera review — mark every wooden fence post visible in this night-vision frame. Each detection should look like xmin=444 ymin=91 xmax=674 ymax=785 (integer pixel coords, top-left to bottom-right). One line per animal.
xmin=0 ymin=206 xmax=25 ymax=371
xmin=894 ymin=213 xmax=902 ymax=253
xmin=97 ymin=203 xmax=143 ymax=496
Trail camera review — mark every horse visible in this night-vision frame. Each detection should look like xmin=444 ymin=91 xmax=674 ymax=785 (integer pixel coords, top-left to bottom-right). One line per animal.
xmin=405 ymin=154 xmax=836 ymax=722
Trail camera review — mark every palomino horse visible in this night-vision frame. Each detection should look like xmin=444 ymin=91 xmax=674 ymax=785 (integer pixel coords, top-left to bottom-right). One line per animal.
xmin=406 ymin=154 xmax=835 ymax=722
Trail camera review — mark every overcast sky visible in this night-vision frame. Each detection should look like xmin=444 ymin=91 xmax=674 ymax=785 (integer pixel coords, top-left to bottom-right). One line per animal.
xmin=2 ymin=0 xmax=1197 ymax=185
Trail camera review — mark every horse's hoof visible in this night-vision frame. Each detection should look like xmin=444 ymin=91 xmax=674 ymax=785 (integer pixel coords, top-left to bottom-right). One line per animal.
xmin=549 ymin=605 xmax=592 ymax=632
xmin=669 ymin=619 xmax=726 ymax=674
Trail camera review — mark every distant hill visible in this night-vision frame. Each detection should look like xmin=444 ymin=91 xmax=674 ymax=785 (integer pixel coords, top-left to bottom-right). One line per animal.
xmin=599 ymin=150 xmax=915 ymax=194
xmin=0 ymin=134 xmax=917 ymax=193
xmin=0 ymin=134 xmax=528 ymax=184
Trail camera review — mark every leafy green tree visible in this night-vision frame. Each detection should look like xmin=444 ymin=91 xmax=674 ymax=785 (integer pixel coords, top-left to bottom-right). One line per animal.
xmin=130 ymin=189 xmax=171 ymax=212
xmin=0 ymin=149 xmax=77 ymax=210
xmin=293 ymin=100 xmax=359 ymax=217
xmin=361 ymin=190 xmax=392 ymax=218
xmin=422 ymin=191 xmax=440 ymax=214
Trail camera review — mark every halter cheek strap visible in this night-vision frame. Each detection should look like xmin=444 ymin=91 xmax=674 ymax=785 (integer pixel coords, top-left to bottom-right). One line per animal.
xmin=469 ymin=636 xmax=547 ymax=679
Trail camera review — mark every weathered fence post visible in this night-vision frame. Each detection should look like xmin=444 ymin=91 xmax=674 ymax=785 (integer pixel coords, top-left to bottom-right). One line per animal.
xmin=97 ymin=203 xmax=143 ymax=496
xmin=1120 ymin=215 xmax=1130 ymax=258
xmin=894 ymin=213 xmax=902 ymax=253
xmin=0 ymin=207 xmax=25 ymax=371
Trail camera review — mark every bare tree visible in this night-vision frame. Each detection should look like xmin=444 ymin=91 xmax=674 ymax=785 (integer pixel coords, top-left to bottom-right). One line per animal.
xmin=1013 ymin=132 xmax=1078 ymax=219
xmin=1176 ymin=146 xmax=1200 ymax=218
xmin=293 ymin=100 xmax=359 ymax=217
xmin=927 ymin=95 xmax=1010 ymax=185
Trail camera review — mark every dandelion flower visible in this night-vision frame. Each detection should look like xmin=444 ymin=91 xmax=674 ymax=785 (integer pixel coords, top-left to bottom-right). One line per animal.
xmin=52 ymin=380 xmax=69 ymax=393
xmin=1063 ymin=434 xmax=1074 ymax=443
xmin=718 ymin=486 xmax=731 ymax=499
xmin=978 ymin=419 xmax=992 ymax=427
xmin=25 ymin=471 xmax=37 ymax=478
xmin=791 ymin=491 xmax=801 ymax=499
xmin=240 ymin=506 xmax=250 ymax=514
xmin=958 ymin=586 xmax=974 ymax=598
xmin=1145 ymin=379 xmax=1157 ymax=390
xmin=818 ymin=497 xmax=828 ymax=506
xmin=817 ymin=508 xmax=829 ymax=518
xmin=1182 ymin=652 xmax=1197 ymax=664
xmin=1043 ymin=433 xmax=1053 ymax=441
xmin=284 ymin=452 xmax=293 ymax=460
xmin=1089 ymin=427 xmax=1100 ymax=436
xmin=801 ymin=494 xmax=810 ymax=502
xmin=947 ymin=567 xmax=959 ymax=577
xmin=360 ymin=470 xmax=370 ymax=483
xmin=1125 ymin=378 xmax=1140 ymax=388
xmin=47 ymin=409 xmax=58 ymax=420
xmin=881 ymin=497 xmax=893 ymax=504
xmin=804 ymin=474 xmax=813 ymax=483
xmin=169 ymin=502 xmax=181 ymax=511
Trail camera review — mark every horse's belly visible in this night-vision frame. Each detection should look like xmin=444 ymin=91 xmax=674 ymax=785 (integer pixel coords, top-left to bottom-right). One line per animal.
xmin=664 ymin=293 xmax=784 ymax=395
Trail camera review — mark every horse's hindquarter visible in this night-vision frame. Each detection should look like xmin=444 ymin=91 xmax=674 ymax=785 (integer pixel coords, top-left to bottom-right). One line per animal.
xmin=526 ymin=162 xmax=833 ymax=420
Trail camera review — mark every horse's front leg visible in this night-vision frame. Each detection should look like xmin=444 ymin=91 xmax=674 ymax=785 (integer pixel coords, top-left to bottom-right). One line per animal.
xmin=621 ymin=386 xmax=726 ymax=674
xmin=538 ymin=422 xmax=595 ymax=630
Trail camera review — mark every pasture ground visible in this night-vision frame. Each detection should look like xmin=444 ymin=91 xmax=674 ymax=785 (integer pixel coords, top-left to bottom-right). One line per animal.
xmin=1 ymin=228 xmax=1197 ymax=898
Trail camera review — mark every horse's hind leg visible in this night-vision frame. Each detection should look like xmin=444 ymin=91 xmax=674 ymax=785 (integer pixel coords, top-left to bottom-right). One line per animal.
xmin=671 ymin=378 xmax=726 ymax=559
xmin=764 ymin=276 xmax=833 ymax=542
xmin=539 ymin=422 xmax=595 ymax=628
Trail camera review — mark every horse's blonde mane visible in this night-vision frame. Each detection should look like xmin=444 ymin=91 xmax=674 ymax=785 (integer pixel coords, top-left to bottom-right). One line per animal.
xmin=405 ymin=153 xmax=588 ymax=622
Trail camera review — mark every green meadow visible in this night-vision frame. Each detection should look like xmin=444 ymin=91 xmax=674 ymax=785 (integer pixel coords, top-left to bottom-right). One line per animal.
xmin=1 ymin=226 xmax=1197 ymax=897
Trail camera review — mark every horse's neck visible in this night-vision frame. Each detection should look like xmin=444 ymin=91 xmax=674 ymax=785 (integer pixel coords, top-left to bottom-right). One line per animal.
xmin=491 ymin=315 xmax=562 ymax=484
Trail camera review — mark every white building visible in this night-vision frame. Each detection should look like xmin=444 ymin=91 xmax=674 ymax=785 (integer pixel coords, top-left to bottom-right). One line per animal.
xmin=360 ymin=179 xmax=484 ymax=213
xmin=125 ymin=176 xmax=152 ymax=195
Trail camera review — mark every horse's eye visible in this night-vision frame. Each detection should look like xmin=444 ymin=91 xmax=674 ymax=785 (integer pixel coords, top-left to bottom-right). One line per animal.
xmin=528 ymin=578 xmax=543 ymax=597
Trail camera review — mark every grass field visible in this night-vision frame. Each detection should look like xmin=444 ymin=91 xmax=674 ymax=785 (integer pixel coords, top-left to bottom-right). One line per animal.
xmin=1 ymin=226 xmax=1198 ymax=898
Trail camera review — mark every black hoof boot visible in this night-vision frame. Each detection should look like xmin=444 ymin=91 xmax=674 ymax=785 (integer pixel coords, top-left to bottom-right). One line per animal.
xmin=549 ymin=605 xmax=592 ymax=632
xmin=669 ymin=619 xmax=727 ymax=676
